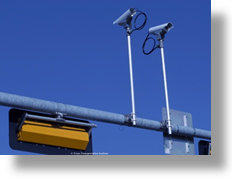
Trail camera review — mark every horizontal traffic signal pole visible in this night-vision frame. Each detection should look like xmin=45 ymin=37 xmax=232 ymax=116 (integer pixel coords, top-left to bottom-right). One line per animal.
xmin=0 ymin=91 xmax=211 ymax=139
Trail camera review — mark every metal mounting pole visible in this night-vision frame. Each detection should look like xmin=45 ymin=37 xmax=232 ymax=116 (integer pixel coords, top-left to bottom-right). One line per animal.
xmin=126 ymin=28 xmax=136 ymax=125
xmin=0 ymin=91 xmax=211 ymax=139
xmin=159 ymin=39 xmax=172 ymax=135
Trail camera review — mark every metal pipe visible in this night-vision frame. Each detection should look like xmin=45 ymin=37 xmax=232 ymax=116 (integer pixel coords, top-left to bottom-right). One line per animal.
xmin=0 ymin=91 xmax=211 ymax=139
xmin=160 ymin=40 xmax=172 ymax=135
xmin=26 ymin=114 xmax=97 ymax=128
xmin=127 ymin=31 xmax=136 ymax=125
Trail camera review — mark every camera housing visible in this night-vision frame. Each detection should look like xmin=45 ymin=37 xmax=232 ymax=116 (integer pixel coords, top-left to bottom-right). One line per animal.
xmin=113 ymin=8 xmax=136 ymax=28
xmin=149 ymin=23 xmax=173 ymax=35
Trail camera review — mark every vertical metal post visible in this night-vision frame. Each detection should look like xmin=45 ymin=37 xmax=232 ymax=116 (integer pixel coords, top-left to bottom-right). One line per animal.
xmin=160 ymin=40 xmax=172 ymax=134
xmin=127 ymin=29 xmax=136 ymax=125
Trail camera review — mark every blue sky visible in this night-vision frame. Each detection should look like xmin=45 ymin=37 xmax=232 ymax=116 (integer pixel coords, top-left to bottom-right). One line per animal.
xmin=0 ymin=0 xmax=211 ymax=155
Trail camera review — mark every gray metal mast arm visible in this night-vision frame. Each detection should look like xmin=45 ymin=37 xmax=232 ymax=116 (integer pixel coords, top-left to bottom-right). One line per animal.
xmin=0 ymin=92 xmax=211 ymax=139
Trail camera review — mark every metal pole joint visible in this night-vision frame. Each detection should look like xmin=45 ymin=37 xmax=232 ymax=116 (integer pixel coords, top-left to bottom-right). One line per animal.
xmin=124 ymin=114 xmax=134 ymax=126
xmin=53 ymin=112 xmax=66 ymax=122
xmin=126 ymin=27 xmax=132 ymax=36
xmin=160 ymin=120 xmax=172 ymax=133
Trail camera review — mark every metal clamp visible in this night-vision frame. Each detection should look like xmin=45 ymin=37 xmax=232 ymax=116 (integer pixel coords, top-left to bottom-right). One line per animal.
xmin=124 ymin=114 xmax=135 ymax=126
xmin=160 ymin=119 xmax=172 ymax=132
xmin=52 ymin=112 xmax=67 ymax=122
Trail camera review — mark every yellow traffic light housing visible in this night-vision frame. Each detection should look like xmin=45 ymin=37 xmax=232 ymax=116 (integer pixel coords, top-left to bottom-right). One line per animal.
xmin=17 ymin=120 xmax=89 ymax=151
xmin=9 ymin=108 xmax=96 ymax=155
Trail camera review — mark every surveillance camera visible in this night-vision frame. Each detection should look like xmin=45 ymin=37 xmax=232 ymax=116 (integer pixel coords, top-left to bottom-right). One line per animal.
xmin=149 ymin=22 xmax=173 ymax=35
xmin=113 ymin=8 xmax=136 ymax=28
